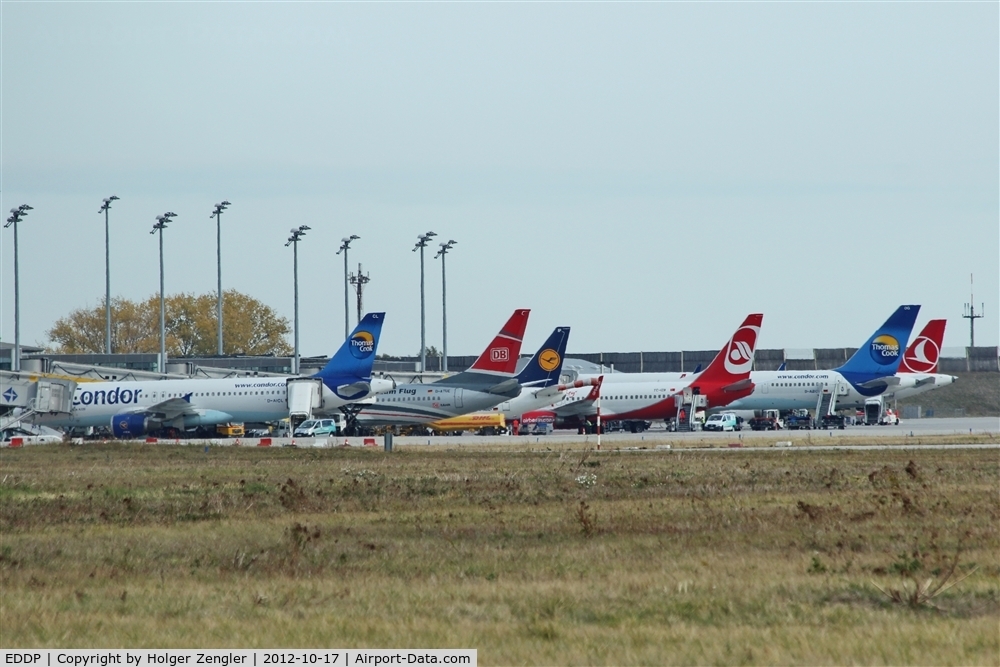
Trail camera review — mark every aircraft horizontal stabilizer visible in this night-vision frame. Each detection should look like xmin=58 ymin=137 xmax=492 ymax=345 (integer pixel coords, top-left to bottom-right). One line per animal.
xmin=486 ymin=378 xmax=521 ymax=396
xmin=721 ymin=378 xmax=754 ymax=393
xmin=336 ymin=381 xmax=372 ymax=399
xmin=914 ymin=376 xmax=936 ymax=388
xmin=859 ymin=376 xmax=901 ymax=389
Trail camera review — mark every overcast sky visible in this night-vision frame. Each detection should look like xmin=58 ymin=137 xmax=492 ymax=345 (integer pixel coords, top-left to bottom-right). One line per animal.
xmin=2 ymin=2 xmax=997 ymax=360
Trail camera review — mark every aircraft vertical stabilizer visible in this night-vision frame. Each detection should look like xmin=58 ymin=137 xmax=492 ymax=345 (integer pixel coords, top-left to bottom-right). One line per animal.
xmin=467 ymin=309 xmax=531 ymax=375
xmin=899 ymin=319 xmax=946 ymax=374
xmin=315 ymin=312 xmax=386 ymax=381
xmin=692 ymin=314 xmax=764 ymax=387
xmin=516 ymin=327 xmax=571 ymax=388
xmin=835 ymin=305 xmax=920 ymax=383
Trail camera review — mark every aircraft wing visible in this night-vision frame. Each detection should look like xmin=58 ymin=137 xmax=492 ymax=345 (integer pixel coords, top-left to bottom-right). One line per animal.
xmin=118 ymin=395 xmax=197 ymax=422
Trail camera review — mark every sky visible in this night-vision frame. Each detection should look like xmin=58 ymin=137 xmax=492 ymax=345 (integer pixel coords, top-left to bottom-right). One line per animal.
xmin=2 ymin=2 xmax=997 ymax=360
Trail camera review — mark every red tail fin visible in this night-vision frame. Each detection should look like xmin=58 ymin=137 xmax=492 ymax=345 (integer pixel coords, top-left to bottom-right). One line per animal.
xmin=899 ymin=319 xmax=946 ymax=373
xmin=468 ymin=309 xmax=531 ymax=374
xmin=694 ymin=314 xmax=764 ymax=385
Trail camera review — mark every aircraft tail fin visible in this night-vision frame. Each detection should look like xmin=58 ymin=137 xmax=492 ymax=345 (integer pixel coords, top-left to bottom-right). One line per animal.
xmin=516 ymin=327 xmax=570 ymax=387
xmin=899 ymin=318 xmax=946 ymax=374
xmin=835 ymin=305 xmax=920 ymax=380
xmin=314 ymin=312 xmax=386 ymax=380
xmin=467 ymin=309 xmax=531 ymax=375
xmin=693 ymin=314 xmax=764 ymax=386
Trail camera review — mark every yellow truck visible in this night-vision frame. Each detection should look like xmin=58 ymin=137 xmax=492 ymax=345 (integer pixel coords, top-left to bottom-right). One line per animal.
xmin=428 ymin=412 xmax=506 ymax=436
xmin=216 ymin=423 xmax=245 ymax=438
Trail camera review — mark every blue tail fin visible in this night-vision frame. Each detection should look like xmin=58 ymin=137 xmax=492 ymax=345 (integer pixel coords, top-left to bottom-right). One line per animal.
xmin=835 ymin=305 xmax=920 ymax=382
xmin=515 ymin=327 xmax=570 ymax=388
xmin=313 ymin=312 xmax=386 ymax=381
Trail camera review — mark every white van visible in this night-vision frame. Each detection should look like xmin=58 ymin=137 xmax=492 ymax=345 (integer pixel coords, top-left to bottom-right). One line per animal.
xmin=703 ymin=413 xmax=740 ymax=432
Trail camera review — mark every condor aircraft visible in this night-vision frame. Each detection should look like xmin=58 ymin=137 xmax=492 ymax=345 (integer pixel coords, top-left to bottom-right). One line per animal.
xmin=724 ymin=305 xmax=920 ymax=413
xmin=35 ymin=313 xmax=392 ymax=437
xmin=525 ymin=313 xmax=764 ymax=430
xmin=354 ymin=309 xmax=531 ymax=426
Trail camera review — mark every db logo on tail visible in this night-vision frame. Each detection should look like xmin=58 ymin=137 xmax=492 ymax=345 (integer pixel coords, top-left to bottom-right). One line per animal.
xmin=723 ymin=325 xmax=760 ymax=375
xmin=490 ymin=347 xmax=510 ymax=362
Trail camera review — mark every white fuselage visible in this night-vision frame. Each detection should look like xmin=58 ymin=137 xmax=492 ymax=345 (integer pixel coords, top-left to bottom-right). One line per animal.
xmin=355 ymin=383 xmax=516 ymax=426
xmin=487 ymin=385 xmax=567 ymax=420
xmin=35 ymin=376 xmax=393 ymax=430
xmin=887 ymin=373 xmax=957 ymax=401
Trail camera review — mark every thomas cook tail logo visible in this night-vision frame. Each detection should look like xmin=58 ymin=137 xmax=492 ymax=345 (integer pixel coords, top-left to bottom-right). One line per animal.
xmin=538 ymin=349 xmax=561 ymax=372
xmin=723 ymin=325 xmax=759 ymax=375
xmin=901 ymin=336 xmax=938 ymax=373
xmin=349 ymin=331 xmax=375 ymax=359
xmin=870 ymin=335 xmax=900 ymax=366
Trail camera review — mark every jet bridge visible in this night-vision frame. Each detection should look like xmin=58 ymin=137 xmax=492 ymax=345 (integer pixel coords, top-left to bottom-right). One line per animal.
xmin=0 ymin=372 xmax=77 ymax=429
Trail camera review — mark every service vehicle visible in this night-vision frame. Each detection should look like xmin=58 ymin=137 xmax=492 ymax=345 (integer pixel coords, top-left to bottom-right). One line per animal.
xmin=785 ymin=410 xmax=813 ymax=430
xmin=879 ymin=408 xmax=900 ymax=426
xmin=429 ymin=412 xmax=507 ymax=435
xmin=703 ymin=412 xmax=741 ymax=432
xmin=748 ymin=409 xmax=783 ymax=430
xmin=819 ymin=413 xmax=846 ymax=430
xmin=216 ymin=423 xmax=245 ymax=438
xmin=293 ymin=417 xmax=343 ymax=438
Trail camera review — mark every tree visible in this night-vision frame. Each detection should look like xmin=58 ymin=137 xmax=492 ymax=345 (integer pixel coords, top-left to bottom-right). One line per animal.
xmin=46 ymin=291 xmax=292 ymax=357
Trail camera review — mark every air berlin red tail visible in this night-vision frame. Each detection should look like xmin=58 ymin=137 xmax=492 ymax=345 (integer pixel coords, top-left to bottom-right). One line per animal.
xmin=694 ymin=314 xmax=764 ymax=386
xmin=468 ymin=309 xmax=531 ymax=375
xmin=899 ymin=319 xmax=946 ymax=374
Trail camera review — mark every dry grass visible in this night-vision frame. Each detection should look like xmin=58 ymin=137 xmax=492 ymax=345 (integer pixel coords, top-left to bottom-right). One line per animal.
xmin=1 ymin=441 xmax=998 ymax=665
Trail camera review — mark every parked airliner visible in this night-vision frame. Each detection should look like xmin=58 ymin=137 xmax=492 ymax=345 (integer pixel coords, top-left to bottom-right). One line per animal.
xmin=525 ymin=313 xmax=764 ymax=430
xmin=354 ymin=309 xmax=532 ymax=426
xmin=724 ymin=305 xmax=920 ymax=413
xmin=887 ymin=319 xmax=957 ymax=401
xmin=35 ymin=313 xmax=392 ymax=437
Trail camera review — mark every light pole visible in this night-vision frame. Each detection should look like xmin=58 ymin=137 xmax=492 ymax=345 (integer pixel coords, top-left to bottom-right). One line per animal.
xmin=286 ymin=225 xmax=310 ymax=374
xmin=412 ymin=231 xmax=437 ymax=372
xmin=4 ymin=204 xmax=32 ymax=372
xmin=99 ymin=195 xmax=119 ymax=354
xmin=434 ymin=239 xmax=456 ymax=372
xmin=211 ymin=200 xmax=231 ymax=356
xmin=150 ymin=212 xmax=176 ymax=374
xmin=336 ymin=235 xmax=360 ymax=338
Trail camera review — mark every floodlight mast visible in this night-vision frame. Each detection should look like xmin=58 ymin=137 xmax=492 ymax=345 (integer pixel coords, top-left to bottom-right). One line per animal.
xmin=99 ymin=196 xmax=119 ymax=354
xmin=412 ymin=231 xmax=437 ymax=372
xmin=150 ymin=212 xmax=176 ymax=374
xmin=212 ymin=200 xmax=231 ymax=355
xmin=285 ymin=225 xmax=310 ymax=374
xmin=4 ymin=204 xmax=33 ymax=372
xmin=434 ymin=240 xmax=457 ymax=372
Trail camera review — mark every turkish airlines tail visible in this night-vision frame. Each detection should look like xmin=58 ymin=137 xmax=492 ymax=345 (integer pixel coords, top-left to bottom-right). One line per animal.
xmin=467 ymin=309 xmax=531 ymax=375
xmin=899 ymin=319 xmax=946 ymax=374
xmin=692 ymin=314 xmax=764 ymax=387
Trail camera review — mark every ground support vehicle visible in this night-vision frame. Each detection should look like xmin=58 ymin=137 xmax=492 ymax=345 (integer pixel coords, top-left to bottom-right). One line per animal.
xmin=819 ymin=413 xmax=846 ymax=430
xmin=704 ymin=412 xmax=741 ymax=432
xmin=748 ymin=410 xmax=783 ymax=431
xmin=785 ymin=411 xmax=813 ymax=430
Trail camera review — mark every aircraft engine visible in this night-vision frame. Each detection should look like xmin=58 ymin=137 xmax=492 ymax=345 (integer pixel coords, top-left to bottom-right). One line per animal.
xmin=111 ymin=414 xmax=149 ymax=438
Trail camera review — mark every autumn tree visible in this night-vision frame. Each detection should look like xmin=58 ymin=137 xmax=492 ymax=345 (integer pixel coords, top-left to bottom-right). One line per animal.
xmin=47 ymin=291 xmax=292 ymax=357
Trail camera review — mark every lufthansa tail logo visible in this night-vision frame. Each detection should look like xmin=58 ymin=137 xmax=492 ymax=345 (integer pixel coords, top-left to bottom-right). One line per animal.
xmin=538 ymin=349 xmax=561 ymax=372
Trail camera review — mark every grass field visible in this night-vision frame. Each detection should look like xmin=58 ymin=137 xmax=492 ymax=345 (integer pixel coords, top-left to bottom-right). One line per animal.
xmin=1 ymin=441 xmax=998 ymax=665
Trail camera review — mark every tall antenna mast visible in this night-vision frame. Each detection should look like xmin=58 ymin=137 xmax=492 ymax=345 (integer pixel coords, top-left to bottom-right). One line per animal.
xmin=349 ymin=263 xmax=371 ymax=326
xmin=962 ymin=272 xmax=984 ymax=348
